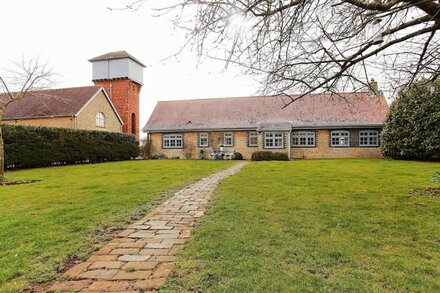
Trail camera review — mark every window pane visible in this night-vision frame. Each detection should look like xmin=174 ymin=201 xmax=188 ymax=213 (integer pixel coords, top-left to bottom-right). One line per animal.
xmin=96 ymin=112 xmax=105 ymax=127
xmin=359 ymin=130 xmax=378 ymax=146
xmin=331 ymin=131 xmax=349 ymax=146
xmin=292 ymin=131 xmax=315 ymax=146
xmin=224 ymin=133 xmax=233 ymax=146
xmin=199 ymin=133 xmax=208 ymax=146
xmin=249 ymin=132 xmax=258 ymax=146
xmin=163 ymin=134 xmax=183 ymax=148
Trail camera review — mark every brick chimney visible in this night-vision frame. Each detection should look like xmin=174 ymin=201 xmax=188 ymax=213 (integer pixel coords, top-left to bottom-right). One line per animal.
xmin=369 ymin=78 xmax=379 ymax=95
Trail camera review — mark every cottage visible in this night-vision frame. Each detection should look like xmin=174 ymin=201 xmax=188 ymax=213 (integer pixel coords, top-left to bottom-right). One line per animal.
xmin=143 ymin=88 xmax=389 ymax=160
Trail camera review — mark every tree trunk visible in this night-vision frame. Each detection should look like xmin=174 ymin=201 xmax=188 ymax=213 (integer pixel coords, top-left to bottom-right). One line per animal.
xmin=0 ymin=111 xmax=5 ymax=185
xmin=0 ymin=124 xmax=5 ymax=185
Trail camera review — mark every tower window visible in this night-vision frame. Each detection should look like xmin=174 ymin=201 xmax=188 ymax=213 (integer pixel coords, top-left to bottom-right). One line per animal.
xmin=131 ymin=113 xmax=136 ymax=135
xmin=96 ymin=112 xmax=105 ymax=127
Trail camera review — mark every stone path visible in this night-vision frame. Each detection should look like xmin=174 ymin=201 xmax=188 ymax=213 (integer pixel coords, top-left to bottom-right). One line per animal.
xmin=47 ymin=162 xmax=247 ymax=293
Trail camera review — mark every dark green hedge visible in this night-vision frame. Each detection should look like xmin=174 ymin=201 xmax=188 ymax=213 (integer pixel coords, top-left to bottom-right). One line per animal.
xmin=381 ymin=79 xmax=440 ymax=161
xmin=233 ymin=152 xmax=243 ymax=160
xmin=251 ymin=151 xmax=289 ymax=161
xmin=2 ymin=124 xmax=139 ymax=169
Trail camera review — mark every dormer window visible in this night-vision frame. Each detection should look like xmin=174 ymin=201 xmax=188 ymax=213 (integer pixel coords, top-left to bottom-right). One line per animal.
xmin=96 ymin=112 xmax=105 ymax=127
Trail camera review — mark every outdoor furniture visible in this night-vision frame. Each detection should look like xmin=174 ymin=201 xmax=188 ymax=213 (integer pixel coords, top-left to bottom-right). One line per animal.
xmin=210 ymin=147 xmax=234 ymax=160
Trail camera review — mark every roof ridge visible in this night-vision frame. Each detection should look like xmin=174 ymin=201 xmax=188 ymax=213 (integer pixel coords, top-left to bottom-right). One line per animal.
xmin=89 ymin=51 xmax=146 ymax=67
xmin=0 ymin=85 xmax=101 ymax=96
xmin=156 ymin=91 xmax=374 ymax=103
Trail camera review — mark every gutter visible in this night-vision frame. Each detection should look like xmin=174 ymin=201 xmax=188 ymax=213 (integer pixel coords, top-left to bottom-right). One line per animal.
xmin=144 ymin=124 xmax=385 ymax=133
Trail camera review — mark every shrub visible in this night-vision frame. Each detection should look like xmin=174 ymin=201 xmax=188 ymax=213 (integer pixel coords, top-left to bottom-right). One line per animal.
xmin=199 ymin=148 xmax=206 ymax=160
xmin=148 ymin=154 xmax=167 ymax=160
xmin=271 ymin=152 xmax=289 ymax=161
xmin=233 ymin=152 xmax=243 ymax=160
xmin=381 ymin=79 xmax=440 ymax=161
xmin=251 ymin=151 xmax=289 ymax=161
xmin=139 ymin=137 xmax=151 ymax=159
xmin=2 ymin=124 xmax=139 ymax=169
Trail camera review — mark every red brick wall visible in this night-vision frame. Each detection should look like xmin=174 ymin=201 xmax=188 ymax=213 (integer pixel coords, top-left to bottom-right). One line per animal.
xmin=94 ymin=79 xmax=141 ymax=140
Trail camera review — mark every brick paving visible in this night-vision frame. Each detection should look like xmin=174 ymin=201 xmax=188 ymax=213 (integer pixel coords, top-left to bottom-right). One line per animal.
xmin=47 ymin=162 xmax=247 ymax=292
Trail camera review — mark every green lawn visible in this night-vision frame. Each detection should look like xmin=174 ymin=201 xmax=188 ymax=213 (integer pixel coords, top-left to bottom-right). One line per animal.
xmin=0 ymin=160 xmax=233 ymax=292
xmin=163 ymin=159 xmax=440 ymax=292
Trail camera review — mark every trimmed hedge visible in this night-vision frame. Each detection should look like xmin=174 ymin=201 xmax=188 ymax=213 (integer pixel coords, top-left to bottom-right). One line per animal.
xmin=233 ymin=152 xmax=243 ymax=160
xmin=251 ymin=151 xmax=289 ymax=161
xmin=381 ymin=79 xmax=440 ymax=161
xmin=2 ymin=124 xmax=139 ymax=169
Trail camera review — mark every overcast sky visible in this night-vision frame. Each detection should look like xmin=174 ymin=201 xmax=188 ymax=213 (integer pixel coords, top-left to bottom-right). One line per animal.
xmin=0 ymin=0 xmax=260 ymax=136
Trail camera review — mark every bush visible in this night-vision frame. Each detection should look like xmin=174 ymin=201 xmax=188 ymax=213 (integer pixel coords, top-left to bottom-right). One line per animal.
xmin=233 ymin=152 xmax=243 ymax=160
xmin=199 ymin=148 xmax=207 ymax=160
xmin=148 ymin=153 xmax=167 ymax=160
xmin=381 ymin=79 xmax=440 ymax=161
xmin=251 ymin=151 xmax=289 ymax=161
xmin=2 ymin=124 xmax=139 ymax=169
xmin=139 ymin=137 xmax=151 ymax=159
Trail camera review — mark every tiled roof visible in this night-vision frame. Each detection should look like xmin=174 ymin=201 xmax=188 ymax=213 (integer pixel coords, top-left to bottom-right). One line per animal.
xmin=143 ymin=92 xmax=389 ymax=132
xmin=2 ymin=86 xmax=102 ymax=120
xmin=89 ymin=51 xmax=146 ymax=67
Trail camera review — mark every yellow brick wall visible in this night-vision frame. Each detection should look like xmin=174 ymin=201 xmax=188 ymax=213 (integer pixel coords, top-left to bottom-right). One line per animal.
xmin=3 ymin=92 xmax=123 ymax=133
xmin=76 ymin=91 xmax=122 ymax=133
xmin=149 ymin=131 xmax=289 ymax=160
xmin=149 ymin=129 xmax=382 ymax=160
xmin=3 ymin=117 xmax=74 ymax=128
xmin=290 ymin=129 xmax=382 ymax=159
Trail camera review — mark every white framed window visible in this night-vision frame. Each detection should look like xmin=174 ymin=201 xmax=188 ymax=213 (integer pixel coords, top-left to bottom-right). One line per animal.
xmin=359 ymin=130 xmax=379 ymax=146
xmin=331 ymin=130 xmax=350 ymax=147
xmin=292 ymin=131 xmax=315 ymax=147
xmin=264 ymin=132 xmax=284 ymax=148
xmin=248 ymin=132 xmax=258 ymax=147
xmin=163 ymin=134 xmax=183 ymax=149
xmin=224 ymin=132 xmax=233 ymax=146
xmin=199 ymin=133 xmax=209 ymax=147
xmin=95 ymin=112 xmax=105 ymax=127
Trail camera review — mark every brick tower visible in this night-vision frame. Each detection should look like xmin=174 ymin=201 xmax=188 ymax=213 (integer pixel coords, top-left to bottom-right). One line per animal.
xmin=89 ymin=51 xmax=145 ymax=140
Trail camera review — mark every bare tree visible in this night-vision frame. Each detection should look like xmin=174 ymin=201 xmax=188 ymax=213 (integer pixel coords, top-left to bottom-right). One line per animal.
xmin=130 ymin=0 xmax=440 ymax=105
xmin=0 ymin=57 xmax=53 ymax=185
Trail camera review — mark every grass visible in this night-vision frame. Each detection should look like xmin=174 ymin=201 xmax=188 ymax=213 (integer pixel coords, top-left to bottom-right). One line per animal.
xmin=0 ymin=160 xmax=233 ymax=292
xmin=163 ymin=159 xmax=440 ymax=292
